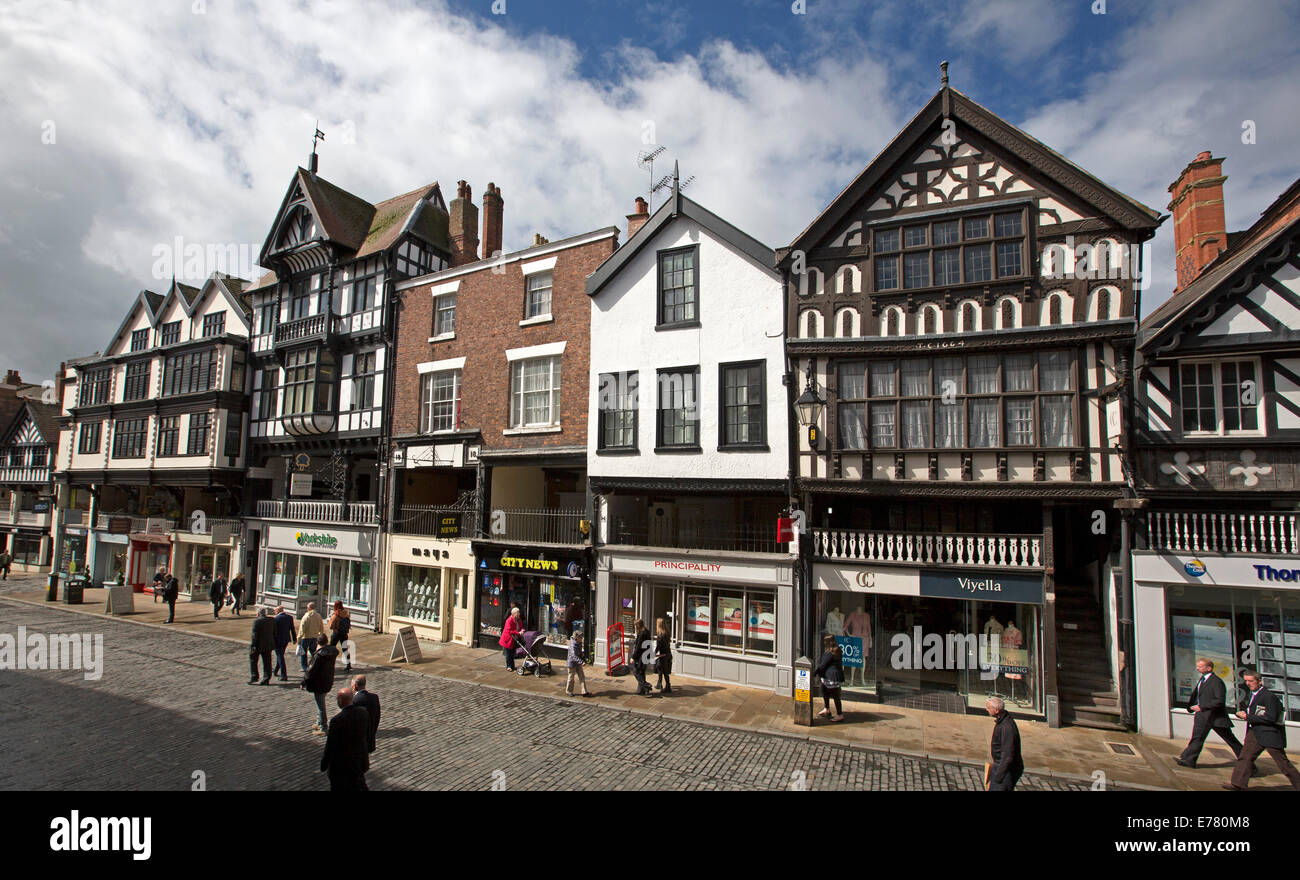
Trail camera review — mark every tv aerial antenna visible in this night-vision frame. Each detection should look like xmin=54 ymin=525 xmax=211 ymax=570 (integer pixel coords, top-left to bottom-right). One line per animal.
xmin=637 ymin=145 xmax=667 ymax=196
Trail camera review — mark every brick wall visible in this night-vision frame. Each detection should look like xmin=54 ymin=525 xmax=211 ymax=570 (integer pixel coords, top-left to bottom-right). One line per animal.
xmin=392 ymin=232 xmax=617 ymax=452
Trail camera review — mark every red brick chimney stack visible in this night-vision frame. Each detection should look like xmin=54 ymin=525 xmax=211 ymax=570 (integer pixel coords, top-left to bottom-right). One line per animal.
xmin=482 ymin=182 xmax=504 ymax=260
xmin=3 ymin=369 xmax=20 ymax=386
xmin=449 ymin=180 xmax=480 ymax=267
xmin=1168 ymin=151 xmax=1228 ymax=291
xmin=626 ymin=196 xmax=650 ymax=240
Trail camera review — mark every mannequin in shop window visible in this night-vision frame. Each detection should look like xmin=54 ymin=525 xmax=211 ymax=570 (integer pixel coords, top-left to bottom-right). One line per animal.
xmin=845 ymin=605 xmax=871 ymax=686
xmin=825 ymin=607 xmax=845 ymax=637
xmin=982 ymin=615 xmax=1003 ymax=670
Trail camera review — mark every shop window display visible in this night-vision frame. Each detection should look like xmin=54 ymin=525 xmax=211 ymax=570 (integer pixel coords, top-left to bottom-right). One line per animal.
xmin=60 ymin=534 xmax=87 ymax=576
xmin=815 ymin=591 xmax=1041 ymax=713
xmin=393 ymin=564 xmax=441 ymax=624
xmin=1168 ymin=585 xmax=1300 ymax=723
xmin=682 ymin=584 xmax=776 ymax=656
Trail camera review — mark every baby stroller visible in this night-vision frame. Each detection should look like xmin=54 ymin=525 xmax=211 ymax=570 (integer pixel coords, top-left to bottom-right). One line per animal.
xmin=513 ymin=630 xmax=553 ymax=677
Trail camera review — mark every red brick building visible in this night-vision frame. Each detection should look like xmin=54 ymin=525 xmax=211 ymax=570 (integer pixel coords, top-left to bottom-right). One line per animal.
xmin=382 ymin=178 xmax=617 ymax=650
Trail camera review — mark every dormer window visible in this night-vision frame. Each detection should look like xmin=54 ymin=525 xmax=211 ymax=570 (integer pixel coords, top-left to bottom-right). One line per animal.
xmin=130 ymin=329 xmax=149 ymax=352
xmin=159 ymin=321 xmax=181 ymax=346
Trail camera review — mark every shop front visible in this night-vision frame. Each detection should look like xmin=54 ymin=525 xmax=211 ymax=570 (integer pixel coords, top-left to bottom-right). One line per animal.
xmin=2 ymin=526 xmax=49 ymax=572
xmin=128 ymin=534 xmax=173 ymax=593
xmin=1134 ymin=551 xmax=1300 ymax=740
xmin=88 ymin=528 xmax=128 ymax=584
xmin=384 ymin=532 xmax=476 ymax=645
xmin=474 ymin=543 xmax=591 ymax=657
xmin=255 ymin=522 xmax=378 ymax=629
xmin=172 ymin=530 xmax=240 ymax=599
xmin=594 ymin=548 xmax=794 ymax=693
xmin=814 ymin=563 xmax=1045 ymax=716
xmin=58 ymin=527 xmax=88 ymax=577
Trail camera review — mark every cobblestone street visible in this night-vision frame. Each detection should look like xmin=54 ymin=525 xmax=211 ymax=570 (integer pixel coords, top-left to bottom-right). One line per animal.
xmin=0 ymin=597 xmax=1098 ymax=791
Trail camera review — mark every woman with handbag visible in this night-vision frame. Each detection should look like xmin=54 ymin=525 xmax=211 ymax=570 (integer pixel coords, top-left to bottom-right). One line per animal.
xmin=814 ymin=634 xmax=845 ymax=721
xmin=327 ymin=601 xmax=353 ymax=672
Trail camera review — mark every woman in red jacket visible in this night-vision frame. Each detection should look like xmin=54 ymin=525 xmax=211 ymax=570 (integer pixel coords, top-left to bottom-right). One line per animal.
xmin=499 ymin=606 xmax=524 ymax=672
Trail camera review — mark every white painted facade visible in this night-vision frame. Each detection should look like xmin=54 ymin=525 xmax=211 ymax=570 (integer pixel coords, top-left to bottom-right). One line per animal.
xmin=587 ymin=214 xmax=787 ymax=480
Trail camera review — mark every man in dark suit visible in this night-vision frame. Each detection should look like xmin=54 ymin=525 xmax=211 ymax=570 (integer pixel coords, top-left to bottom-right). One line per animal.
xmin=248 ymin=607 xmax=275 ymax=685
xmin=1176 ymin=657 xmax=1243 ymax=767
xmin=1225 ymin=669 xmax=1300 ymax=790
xmin=351 ymin=674 xmax=381 ymax=754
xmin=986 ymin=696 xmax=1024 ymax=791
xmin=321 ymin=688 xmax=370 ymax=791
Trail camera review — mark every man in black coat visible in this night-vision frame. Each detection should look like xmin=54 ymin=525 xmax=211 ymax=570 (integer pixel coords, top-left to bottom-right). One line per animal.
xmin=321 ymin=688 xmax=370 ymax=791
xmin=302 ymin=635 xmax=339 ymax=733
xmin=1175 ymin=658 xmax=1243 ymax=767
xmin=351 ymin=674 xmax=381 ymax=753
xmin=209 ymin=576 xmax=227 ymax=619
xmin=1225 ymin=669 xmax=1300 ymax=790
xmin=163 ymin=574 xmax=179 ymax=623
xmin=248 ymin=607 xmax=276 ymax=685
xmin=986 ymin=696 xmax=1024 ymax=791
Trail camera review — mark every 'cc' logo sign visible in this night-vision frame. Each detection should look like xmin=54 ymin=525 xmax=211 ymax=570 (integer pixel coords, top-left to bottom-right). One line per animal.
xmin=855 ymin=571 xmax=875 ymax=589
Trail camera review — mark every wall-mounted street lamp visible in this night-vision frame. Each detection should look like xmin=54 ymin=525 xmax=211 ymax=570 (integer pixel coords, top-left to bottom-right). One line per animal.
xmin=793 ymin=361 xmax=825 ymax=449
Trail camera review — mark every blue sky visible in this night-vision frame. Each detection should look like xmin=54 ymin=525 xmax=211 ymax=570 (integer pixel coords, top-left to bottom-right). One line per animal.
xmin=1 ymin=0 xmax=1298 ymax=383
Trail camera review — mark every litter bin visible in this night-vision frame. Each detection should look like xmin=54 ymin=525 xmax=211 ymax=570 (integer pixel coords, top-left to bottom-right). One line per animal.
xmin=63 ymin=575 xmax=86 ymax=605
xmin=46 ymin=573 xmax=58 ymax=602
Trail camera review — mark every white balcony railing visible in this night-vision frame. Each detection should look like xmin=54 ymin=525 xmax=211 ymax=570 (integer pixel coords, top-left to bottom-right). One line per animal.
xmin=813 ymin=528 xmax=1042 ymax=569
xmin=255 ymin=499 xmax=377 ymax=525
xmin=1149 ymin=511 xmax=1300 ymax=556
xmin=94 ymin=515 xmax=177 ymax=534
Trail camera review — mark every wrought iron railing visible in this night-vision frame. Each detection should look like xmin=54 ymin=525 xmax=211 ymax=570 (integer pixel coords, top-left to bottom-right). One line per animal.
xmin=487 ymin=508 xmax=586 ymax=544
xmin=395 ymin=505 xmax=476 ymax=538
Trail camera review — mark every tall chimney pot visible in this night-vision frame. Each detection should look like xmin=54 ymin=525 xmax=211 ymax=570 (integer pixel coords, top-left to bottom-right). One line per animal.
xmin=449 ymin=180 xmax=480 ymax=267
xmin=1168 ymin=153 xmax=1228 ymax=291
xmin=482 ymin=182 xmax=504 ymax=260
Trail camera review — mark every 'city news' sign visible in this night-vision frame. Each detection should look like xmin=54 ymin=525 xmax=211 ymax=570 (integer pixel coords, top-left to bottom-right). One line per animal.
xmin=920 ymin=570 xmax=1044 ymax=605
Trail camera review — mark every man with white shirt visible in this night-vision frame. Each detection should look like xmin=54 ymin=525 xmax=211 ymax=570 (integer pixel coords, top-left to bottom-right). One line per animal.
xmin=1224 ymin=669 xmax=1300 ymax=791
xmin=1175 ymin=657 xmax=1243 ymax=768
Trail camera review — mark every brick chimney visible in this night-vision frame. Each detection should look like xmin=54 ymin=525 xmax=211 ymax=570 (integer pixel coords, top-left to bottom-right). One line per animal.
xmin=481 ymin=182 xmax=504 ymax=260
xmin=3 ymin=369 xmax=20 ymax=386
xmin=1168 ymin=152 xmax=1228 ymax=290
xmin=531 ymin=233 xmax=550 ymax=247
xmin=626 ymin=196 xmax=650 ymax=240
xmin=449 ymin=180 xmax=480 ymax=267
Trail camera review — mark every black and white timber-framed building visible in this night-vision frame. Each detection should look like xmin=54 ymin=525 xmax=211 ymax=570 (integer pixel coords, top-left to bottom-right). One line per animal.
xmin=779 ymin=77 xmax=1163 ymax=727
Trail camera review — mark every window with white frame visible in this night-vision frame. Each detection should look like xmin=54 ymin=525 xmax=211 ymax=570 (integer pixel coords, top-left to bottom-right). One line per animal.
xmin=433 ymin=293 xmax=456 ymax=337
xmin=524 ymin=271 xmax=553 ymax=319
xmin=509 ymin=356 xmax=561 ymax=428
xmin=421 ymin=369 xmax=461 ymax=432
xmin=1180 ymin=360 xmax=1260 ymax=435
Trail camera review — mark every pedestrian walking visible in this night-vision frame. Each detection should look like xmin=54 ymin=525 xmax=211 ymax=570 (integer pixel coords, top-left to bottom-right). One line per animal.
xmin=654 ymin=617 xmax=673 ymax=694
xmin=1175 ymin=657 xmax=1244 ymax=768
xmin=562 ymin=596 xmax=584 ymax=637
xmin=630 ymin=619 xmax=655 ymax=696
xmin=1224 ymin=669 xmax=1300 ymax=790
xmin=320 ymin=687 xmax=370 ymax=791
xmin=301 ymin=634 xmax=339 ymax=734
xmin=0 ymin=549 xmax=12 ymax=580
xmin=814 ymin=634 xmax=844 ymax=721
xmin=499 ymin=606 xmax=524 ymax=672
xmin=351 ymin=674 xmax=381 ymax=753
xmin=328 ymin=601 xmax=352 ymax=672
xmin=272 ymin=605 xmax=298 ymax=682
xmin=248 ymin=607 xmax=275 ymax=685
xmin=208 ymin=575 xmax=226 ymax=619
xmin=152 ymin=566 xmax=166 ymax=602
xmin=163 ymin=573 xmax=179 ymax=623
xmin=299 ymin=602 xmax=324 ymax=673
xmin=565 ymin=628 xmax=592 ymax=697
xmin=229 ymin=572 xmax=245 ymax=616
xmin=986 ymin=696 xmax=1024 ymax=791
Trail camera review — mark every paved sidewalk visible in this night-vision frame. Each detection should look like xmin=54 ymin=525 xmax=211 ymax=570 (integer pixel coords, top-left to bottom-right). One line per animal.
xmin=11 ymin=580 xmax=1295 ymax=791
